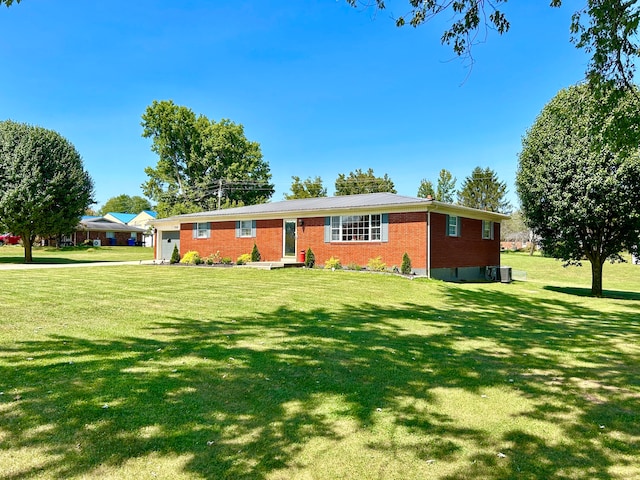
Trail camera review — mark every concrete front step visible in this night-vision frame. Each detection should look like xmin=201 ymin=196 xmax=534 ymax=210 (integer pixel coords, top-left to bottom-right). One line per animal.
xmin=244 ymin=261 xmax=304 ymax=270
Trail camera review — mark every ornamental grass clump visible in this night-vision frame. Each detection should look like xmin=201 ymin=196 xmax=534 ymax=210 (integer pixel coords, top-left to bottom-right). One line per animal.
xmin=367 ymin=256 xmax=387 ymax=272
xmin=180 ymin=250 xmax=201 ymax=265
xmin=236 ymin=253 xmax=251 ymax=265
xmin=324 ymin=256 xmax=342 ymax=270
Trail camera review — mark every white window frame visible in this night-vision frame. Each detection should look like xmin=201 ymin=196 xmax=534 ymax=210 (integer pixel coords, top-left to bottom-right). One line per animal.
xmin=447 ymin=215 xmax=460 ymax=237
xmin=239 ymin=220 xmax=253 ymax=238
xmin=330 ymin=214 xmax=382 ymax=242
xmin=482 ymin=220 xmax=494 ymax=240
xmin=196 ymin=222 xmax=210 ymax=239
xmin=106 ymin=231 xmax=116 ymax=239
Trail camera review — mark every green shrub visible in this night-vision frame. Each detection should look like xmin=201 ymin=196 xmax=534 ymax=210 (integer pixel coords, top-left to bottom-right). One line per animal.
xmin=180 ymin=250 xmax=201 ymax=265
xmin=251 ymin=243 xmax=261 ymax=262
xmin=324 ymin=256 xmax=342 ymax=270
xmin=221 ymin=257 xmax=233 ymax=265
xmin=305 ymin=248 xmax=315 ymax=268
xmin=236 ymin=253 xmax=251 ymax=265
xmin=367 ymin=256 xmax=387 ymax=272
xmin=346 ymin=262 xmax=362 ymax=271
xmin=170 ymin=245 xmax=181 ymax=264
xmin=82 ymin=239 xmax=94 ymax=247
xmin=401 ymin=252 xmax=412 ymax=275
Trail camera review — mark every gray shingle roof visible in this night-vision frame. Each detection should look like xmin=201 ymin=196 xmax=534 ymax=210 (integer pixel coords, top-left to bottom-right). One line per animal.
xmin=153 ymin=192 xmax=509 ymax=224
xmin=168 ymin=193 xmax=429 ymax=220
xmin=79 ymin=218 xmax=146 ymax=232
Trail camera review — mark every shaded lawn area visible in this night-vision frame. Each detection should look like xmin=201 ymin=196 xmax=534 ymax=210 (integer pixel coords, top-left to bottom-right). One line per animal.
xmin=0 ymin=245 xmax=154 ymax=264
xmin=0 ymin=264 xmax=638 ymax=479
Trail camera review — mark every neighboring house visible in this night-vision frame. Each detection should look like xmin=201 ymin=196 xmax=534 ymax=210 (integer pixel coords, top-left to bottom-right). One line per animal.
xmin=128 ymin=210 xmax=158 ymax=247
xmin=102 ymin=211 xmax=157 ymax=247
xmin=152 ymin=193 xmax=508 ymax=281
xmin=103 ymin=212 xmax=137 ymax=225
xmin=71 ymin=216 xmax=146 ymax=246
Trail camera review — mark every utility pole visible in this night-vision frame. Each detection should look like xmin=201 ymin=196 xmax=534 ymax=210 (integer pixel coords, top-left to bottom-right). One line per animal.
xmin=217 ymin=178 xmax=223 ymax=209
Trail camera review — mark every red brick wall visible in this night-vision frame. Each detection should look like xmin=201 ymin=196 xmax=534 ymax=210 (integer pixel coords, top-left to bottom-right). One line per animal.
xmin=180 ymin=220 xmax=284 ymax=261
xmin=178 ymin=212 xmax=499 ymax=269
xmin=429 ymin=213 xmax=500 ymax=268
xmin=296 ymin=213 xmax=427 ymax=269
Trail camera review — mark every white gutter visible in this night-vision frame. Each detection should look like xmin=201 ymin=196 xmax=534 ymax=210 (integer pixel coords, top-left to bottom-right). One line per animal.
xmin=427 ymin=210 xmax=431 ymax=279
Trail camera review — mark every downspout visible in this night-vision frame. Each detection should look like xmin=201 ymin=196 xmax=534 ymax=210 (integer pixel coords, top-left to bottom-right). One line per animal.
xmin=427 ymin=210 xmax=431 ymax=279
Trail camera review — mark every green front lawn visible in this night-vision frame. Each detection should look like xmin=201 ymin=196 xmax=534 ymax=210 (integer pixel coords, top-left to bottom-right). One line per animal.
xmin=0 ymin=254 xmax=638 ymax=479
xmin=0 ymin=245 xmax=154 ymax=264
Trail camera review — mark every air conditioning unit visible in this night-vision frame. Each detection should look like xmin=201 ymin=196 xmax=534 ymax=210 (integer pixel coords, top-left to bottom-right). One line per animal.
xmin=93 ymin=239 xmax=101 ymax=247
xmin=499 ymin=266 xmax=512 ymax=283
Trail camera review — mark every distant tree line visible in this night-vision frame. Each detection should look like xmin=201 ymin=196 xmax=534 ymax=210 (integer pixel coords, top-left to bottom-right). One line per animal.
xmin=285 ymin=166 xmax=511 ymax=214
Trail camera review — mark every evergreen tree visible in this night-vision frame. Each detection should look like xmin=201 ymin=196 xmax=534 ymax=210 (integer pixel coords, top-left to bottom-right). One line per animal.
xmin=417 ymin=179 xmax=435 ymax=198
xmin=457 ymin=167 xmax=510 ymax=213
xmin=251 ymin=243 xmax=261 ymax=262
xmin=435 ymin=169 xmax=457 ymax=203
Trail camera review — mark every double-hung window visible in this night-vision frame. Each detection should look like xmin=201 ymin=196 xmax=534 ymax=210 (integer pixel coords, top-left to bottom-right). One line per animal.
xmin=446 ymin=215 xmax=461 ymax=237
xmin=329 ymin=214 xmax=383 ymax=242
xmin=235 ymin=220 xmax=256 ymax=238
xmin=193 ymin=222 xmax=210 ymax=239
xmin=482 ymin=220 xmax=494 ymax=240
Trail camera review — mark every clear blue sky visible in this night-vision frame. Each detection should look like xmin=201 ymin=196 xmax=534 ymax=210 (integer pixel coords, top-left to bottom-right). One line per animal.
xmin=1 ymin=0 xmax=587 ymax=211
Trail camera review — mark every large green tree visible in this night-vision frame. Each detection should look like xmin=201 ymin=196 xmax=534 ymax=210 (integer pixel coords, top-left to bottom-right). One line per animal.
xmin=334 ymin=168 xmax=396 ymax=195
xmin=516 ymin=83 xmax=640 ymax=297
xmin=346 ymin=0 xmax=640 ymax=88
xmin=417 ymin=178 xmax=435 ymax=199
xmin=435 ymin=168 xmax=457 ymax=203
xmin=284 ymin=176 xmax=327 ymax=200
xmin=0 ymin=120 xmax=94 ymax=263
xmin=457 ymin=166 xmax=510 ymax=213
xmin=99 ymin=194 xmax=152 ymax=216
xmin=141 ymin=100 xmax=274 ymax=217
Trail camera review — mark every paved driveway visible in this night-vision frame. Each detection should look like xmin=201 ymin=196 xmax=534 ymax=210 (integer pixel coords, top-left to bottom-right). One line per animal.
xmin=0 ymin=260 xmax=158 ymax=270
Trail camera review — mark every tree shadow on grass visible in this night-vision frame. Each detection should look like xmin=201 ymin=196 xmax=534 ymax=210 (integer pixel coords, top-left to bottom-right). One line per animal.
xmin=0 ymin=285 xmax=638 ymax=478
xmin=545 ymin=285 xmax=640 ymax=301
xmin=0 ymin=255 xmax=112 ymax=265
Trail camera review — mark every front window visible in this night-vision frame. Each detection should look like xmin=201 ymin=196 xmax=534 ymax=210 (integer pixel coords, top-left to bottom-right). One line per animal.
xmin=239 ymin=220 xmax=253 ymax=238
xmin=106 ymin=231 xmax=116 ymax=239
xmin=196 ymin=222 xmax=210 ymax=239
xmin=330 ymin=214 xmax=381 ymax=242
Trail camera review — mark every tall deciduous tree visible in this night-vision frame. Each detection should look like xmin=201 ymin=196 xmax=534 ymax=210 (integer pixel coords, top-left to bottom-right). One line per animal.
xmin=0 ymin=120 xmax=94 ymax=263
xmin=435 ymin=169 xmax=456 ymax=203
xmin=99 ymin=194 xmax=152 ymax=215
xmin=334 ymin=168 xmax=396 ymax=195
xmin=417 ymin=178 xmax=435 ymax=198
xmin=346 ymin=0 xmax=639 ymax=88
xmin=284 ymin=176 xmax=327 ymax=200
xmin=516 ymin=83 xmax=640 ymax=297
xmin=141 ymin=100 xmax=274 ymax=217
xmin=458 ymin=166 xmax=510 ymax=213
